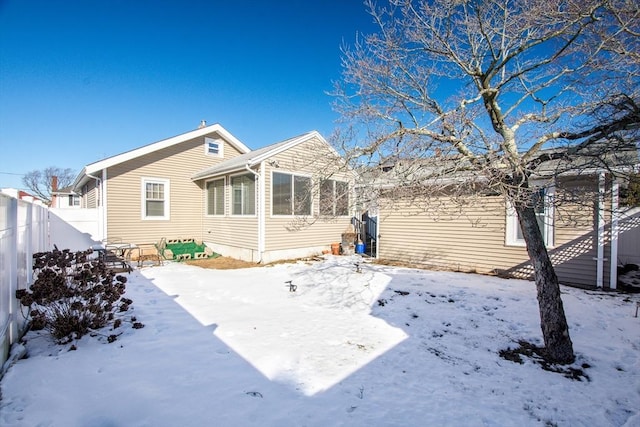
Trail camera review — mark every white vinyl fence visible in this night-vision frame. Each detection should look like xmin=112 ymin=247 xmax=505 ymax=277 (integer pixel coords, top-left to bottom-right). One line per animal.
xmin=49 ymin=207 xmax=102 ymax=251
xmin=0 ymin=194 xmax=49 ymax=369
xmin=0 ymin=195 xmax=103 ymax=369
xmin=618 ymin=207 xmax=640 ymax=266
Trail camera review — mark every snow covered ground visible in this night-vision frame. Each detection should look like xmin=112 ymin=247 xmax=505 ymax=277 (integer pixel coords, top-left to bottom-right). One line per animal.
xmin=1 ymin=255 xmax=638 ymax=426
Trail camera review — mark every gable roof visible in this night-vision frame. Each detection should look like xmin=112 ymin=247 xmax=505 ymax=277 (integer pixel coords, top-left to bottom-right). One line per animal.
xmin=73 ymin=123 xmax=250 ymax=189
xmin=52 ymin=185 xmax=76 ymax=195
xmin=367 ymin=141 xmax=639 ymax=189
xmin=191 ymin=130 xmax=339 ymax=181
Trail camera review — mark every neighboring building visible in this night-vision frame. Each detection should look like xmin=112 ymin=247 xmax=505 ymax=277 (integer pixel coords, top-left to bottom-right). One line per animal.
xmin=71 ymin=123 xmax=354 ymax=263
xmin=0 ymin=188 xmax=46 ymax=205
xmin=51 ymin=186 xmax=81 ymax=208
xmin=367 ymin=149 xmax=640 ymax=289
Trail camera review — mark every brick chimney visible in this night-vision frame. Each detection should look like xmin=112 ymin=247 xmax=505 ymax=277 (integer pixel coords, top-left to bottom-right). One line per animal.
xmin=50 ymin=176 xmax=59 ymax=207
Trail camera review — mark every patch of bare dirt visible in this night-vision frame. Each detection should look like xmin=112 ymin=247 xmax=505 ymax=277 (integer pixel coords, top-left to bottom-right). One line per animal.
xmin=185 ymin=255 xmax=323 ymax=270
xmin=499 ymin=340 xmax=591 ymax=381
xmin=185 ymin=256 xmax=260 ymax=270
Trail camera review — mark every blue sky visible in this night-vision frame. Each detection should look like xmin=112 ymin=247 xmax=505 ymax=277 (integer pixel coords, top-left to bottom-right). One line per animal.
xmin=0 ymin=0 xmax=375 ymax=190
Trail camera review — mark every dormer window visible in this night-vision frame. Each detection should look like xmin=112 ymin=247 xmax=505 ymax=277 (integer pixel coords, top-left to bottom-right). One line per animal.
xmin=205 ymin=137 xmax=224 ymax=158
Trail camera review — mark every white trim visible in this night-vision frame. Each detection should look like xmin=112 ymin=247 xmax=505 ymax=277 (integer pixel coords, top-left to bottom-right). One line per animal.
xmin=140 ymin=177 xmax=170 ymax=220
xmin=100 ymin=170 xmax=107 ymax=240
xmin=596 ymin=172 xmax=606 ymax=288
xmin=205 ymin=177 xmax=226 ymax=217
xmin=610 ymin=179 xmax=619 ymax=289
xmin=252 ymin=131 xmax=333 ymax=165
xmin=544 ymin=186 xmax=555 ymax=247
xmin=204 ymin=137 xmax=224 ymax=158
xmin=270 ymin=170 xmax=313 ymax=217
xmin=259 ymin=161 xmax=266 ymax=259
xmin=84 ymin=124 xmax=249 ymax=175
xmin=505 ymin=203 xmax=525 ymax=247
xmin=230 ymin=171 xmax=257 ymax=217
xmin=505 ymin=186 xmax=555 ymax=248
xmin=192 ymin=130 xmax=359 ymax=182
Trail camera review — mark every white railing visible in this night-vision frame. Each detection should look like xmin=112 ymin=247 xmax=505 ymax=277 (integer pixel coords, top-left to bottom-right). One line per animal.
xmin=0 ymin=194 xmax=49 ymax=368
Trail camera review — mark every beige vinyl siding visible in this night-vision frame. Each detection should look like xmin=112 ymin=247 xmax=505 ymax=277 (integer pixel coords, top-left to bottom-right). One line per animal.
xmin=263 ymin=137 xmax=353 ymax=251
xmin=378 ymin=176 xmax=605 ymax=287
xmin=197 ymin=135 xmax=352 ymax=260
xmin=83 ymin=180 xmax=98 ymax=208
xmin=203 ymin=216 xmax=259 ymax=249
xmin=105 ymin=133 xmax=244 ymax=244
xmin=202 ymin=178 xmax=259 ymax=250
xmin=378 ymin=196 xmax=529 ymax=274
xmin=265 ymin=217 xmax=351 ymax=251
xmin=550 ymin=177 xmax=601 ymax=286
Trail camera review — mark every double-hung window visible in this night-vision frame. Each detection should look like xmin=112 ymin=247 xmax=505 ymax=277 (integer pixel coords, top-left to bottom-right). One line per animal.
xmin=231 ymin=173 xmax=255 ymax=215
xmin=206 ymin=178 xmax=225 ymax=215
xmin=272 ymin=172 xmax=312 ymax=216
xmin=319 ymin=179 xmax=349 ymax=216
xmin=506 ymin=186 xmax=554 ymax=247
xmin=142 ymin=178 xmax=170 ymax=220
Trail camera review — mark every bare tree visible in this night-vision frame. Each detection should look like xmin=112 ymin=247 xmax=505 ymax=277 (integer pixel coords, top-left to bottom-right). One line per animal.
xmin=22 ymin=167 xmax=76 ymax=204
xmin=333 ymin=0 xmax=639 ymax=363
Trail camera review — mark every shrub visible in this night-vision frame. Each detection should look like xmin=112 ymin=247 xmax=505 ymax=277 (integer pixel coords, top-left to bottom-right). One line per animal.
xmin=16 ymin=247 xmax=143 ymax=344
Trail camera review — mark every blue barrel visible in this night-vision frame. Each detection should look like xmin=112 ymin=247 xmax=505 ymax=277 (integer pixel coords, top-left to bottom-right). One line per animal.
xmin=355 ymin=242 xmax=365 ymax=254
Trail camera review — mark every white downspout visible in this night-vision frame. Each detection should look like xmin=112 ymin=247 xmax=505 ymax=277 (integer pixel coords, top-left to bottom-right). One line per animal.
xmin=87 ymin=173 xmax=105 ymax=242
xmin=610 ymin=178 xmax=619 ymax=290
xmin=596 ymin=172 xmax=605 ymax=288
xmin=245 ymin=163 xmax=264 ymax=262
xmin=100 ymin=170 xmax=106 ymax=241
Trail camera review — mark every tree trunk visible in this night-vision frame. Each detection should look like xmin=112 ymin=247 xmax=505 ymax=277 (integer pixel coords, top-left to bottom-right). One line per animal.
xmin=515 ymin=204 xmax=575 ymax=364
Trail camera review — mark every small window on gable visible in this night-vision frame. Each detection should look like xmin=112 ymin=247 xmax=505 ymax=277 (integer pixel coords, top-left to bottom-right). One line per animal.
xmin=205 ymin=137 xmax=224 ymax=158
xmin=506 ymin=186 xmax=554 ymax=247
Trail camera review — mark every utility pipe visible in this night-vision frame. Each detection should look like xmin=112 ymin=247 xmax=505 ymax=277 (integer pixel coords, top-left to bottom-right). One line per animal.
xmin=244 ymin=163 xmax=264 ymax=263
xmin=87 ymin=173 xmax=105 ymax=241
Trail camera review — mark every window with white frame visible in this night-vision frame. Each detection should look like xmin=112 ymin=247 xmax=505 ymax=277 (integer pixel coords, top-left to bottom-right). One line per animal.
xmin=231 ymin=173 xmax=255 ymax=215
xmin=205 ymin=137 xmax=224 ymax=158
xmin=68 ymin=194 xmax=80 ymax=207
xmin=206 ymin=178 xmax=225 ymax=215
xmin=506 ymin=186 xmax=554 ymax=247
xmin=272 ymin=172 xmax=312 ymax=216
xmin=141 ymin=178 xmax=170 ymax=220
xmin=319 ymin=179 xmax=349 ymax=216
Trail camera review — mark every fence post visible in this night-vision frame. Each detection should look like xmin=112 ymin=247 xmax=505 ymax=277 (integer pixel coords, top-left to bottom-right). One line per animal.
xmin=0 ymin=195 xmax=18 ymax=365
xmin=8 ymin=198 xmax=19 ymax=348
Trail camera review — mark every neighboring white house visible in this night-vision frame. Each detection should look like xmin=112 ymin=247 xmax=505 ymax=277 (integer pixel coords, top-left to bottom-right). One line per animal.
xmin=51 ymin=186 xmax=81 ymax=209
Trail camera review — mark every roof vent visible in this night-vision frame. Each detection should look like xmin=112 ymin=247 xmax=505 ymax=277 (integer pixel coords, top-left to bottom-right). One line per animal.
xmin=198 ymin=120 xmax=207 ymax=129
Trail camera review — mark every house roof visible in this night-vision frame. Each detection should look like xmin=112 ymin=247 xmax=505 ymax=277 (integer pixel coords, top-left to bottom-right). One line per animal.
xmin=367 ymin=141 xmax=639 ymax=189
xmin=0 ymin=188 xmax=47 ymax=203
xmin=191 ymin=130 xmax=337 ymax=181
xmin=52 ymin=185 xmax=76 ymax=195
xmin=72 ymin=123 xmax=250 ymax=189
xmin=533 ymin=141 xmax=639 ymax=177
